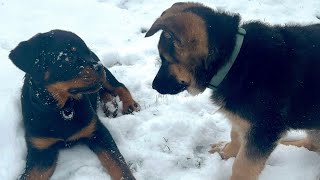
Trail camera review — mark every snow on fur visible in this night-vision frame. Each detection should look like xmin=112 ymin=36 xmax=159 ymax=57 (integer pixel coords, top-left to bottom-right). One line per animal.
xmin=0 ymin=0 xmax=319 ymax=179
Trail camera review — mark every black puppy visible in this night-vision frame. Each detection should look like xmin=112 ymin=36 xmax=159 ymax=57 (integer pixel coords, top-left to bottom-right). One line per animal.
xmin=9 ymin=30 xmax=139 ymax=180
xmin=145 ymin=2 xmax=320 ymax=180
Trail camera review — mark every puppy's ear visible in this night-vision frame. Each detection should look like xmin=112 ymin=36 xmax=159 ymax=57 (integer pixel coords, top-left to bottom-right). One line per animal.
xmin=9 ymin=33 xmax=46 ymax=76
xmin=145 ymin=16 xmax=176 ymax=38
xmin=145 ymin=12 xmax=207 ymax=50
xmin=145 ymin=2 xmax=203 ymax=38
xmin=145 ymin=15 xmax=184 ymax=49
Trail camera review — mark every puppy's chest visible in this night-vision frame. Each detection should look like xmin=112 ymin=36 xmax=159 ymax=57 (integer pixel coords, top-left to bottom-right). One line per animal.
xmin=26 ymin=100 xmax=96 ymax=139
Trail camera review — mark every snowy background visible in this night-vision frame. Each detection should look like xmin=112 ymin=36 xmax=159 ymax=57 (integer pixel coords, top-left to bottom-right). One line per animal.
xmin=0 ymin=0 xmax=320 ymax=179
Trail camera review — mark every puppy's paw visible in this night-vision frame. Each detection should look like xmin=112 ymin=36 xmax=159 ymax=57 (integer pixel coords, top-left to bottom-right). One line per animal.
xmin=122 ymin=99 xmax=140 ymax=114
xmin=103 ymin=97 xmax=119 ymax=118
xmin=209 ymin=141 xmax=238 ymax=160
xmin=209 ymin=141 xmax=228 ymax=158
xmin=101 ymin=93 xmax=119 ymax=117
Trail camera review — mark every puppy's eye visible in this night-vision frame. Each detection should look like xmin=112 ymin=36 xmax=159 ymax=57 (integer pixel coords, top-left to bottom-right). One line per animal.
xmin=164 ymin=32 xmax=172 ymax=39
xmin=71 ymin=47 xmax=77 ymax=52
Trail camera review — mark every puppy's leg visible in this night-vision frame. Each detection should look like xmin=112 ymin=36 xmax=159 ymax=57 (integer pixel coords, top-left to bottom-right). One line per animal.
xmin=100 ymin=67 xmax=140 ymax=115
xmin=231 ymin=125 xmax=283 ymax=180
xmin=20 ymin=145 xmax=58 ymax=180
xmin=281 ymin=130 xmax=320 ymax=152
xmin=210 ymin=124 xmax=241 ymax=159
xmin=87 ymin=121 xmax=135 ymax=180
xmin=307 ymin=130 xmax=320 ymax=151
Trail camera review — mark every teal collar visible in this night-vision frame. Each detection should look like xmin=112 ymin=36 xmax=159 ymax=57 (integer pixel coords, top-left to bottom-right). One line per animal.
xmin=208 ymin=28 xmax=246 ymax=89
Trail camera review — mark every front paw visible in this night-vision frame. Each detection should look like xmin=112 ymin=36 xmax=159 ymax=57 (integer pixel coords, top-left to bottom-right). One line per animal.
xmin=102 ymin=97 xmax=119 ymax=118
xmin=122 ymin=99 xmax=140 ymax=114
xmin=209 ymin=141 xmax=238 ymax=160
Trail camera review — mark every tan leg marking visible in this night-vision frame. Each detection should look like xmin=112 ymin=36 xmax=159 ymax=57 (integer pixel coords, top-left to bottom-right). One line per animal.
xmin=230 ymin=145 xmax=266 ymax=180
xmin=307 ymin=130 xmax=320 ymax=151
xmin=210 ymin=108 xmax=248 ymax=159
xmin=224 ymin=128 xmax=241 ymax=158
xmin=114 ymin=87 xmax=140 ymax=114
xmin=281 ymin=138 xmax=314 ymax=150
xmin=229 ymin=111 xmax=266 ymax=180
xmin=30 ymin=137 xmax=62 ymax=150
xmin=67 ymin=118 xmax=96 ymax=142
xmin=281 ymin=130 xmax=320 ymax=152
xmin=23 ymin=165 xmax=56 ymax=180
xmin=210 ymin=126 xmax=241 ymax=159
xmin=215 ymin=109 xmax=265 ymax=180
xmin=97 ymin=151 xmax=125 ymax=180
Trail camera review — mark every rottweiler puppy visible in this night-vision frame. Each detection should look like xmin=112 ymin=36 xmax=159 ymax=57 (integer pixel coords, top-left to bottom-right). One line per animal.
xmin=145 ymin=2 xmax=320 ymax=180
xmin=9 ymin=30 xmax=140 ymax=180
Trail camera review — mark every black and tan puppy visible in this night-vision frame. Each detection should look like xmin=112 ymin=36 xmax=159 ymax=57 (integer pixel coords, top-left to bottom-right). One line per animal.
xmin=145 ymin=2 xmax=320 ymax=180
xmin=9 ymin=30 xmax=140 ymax=180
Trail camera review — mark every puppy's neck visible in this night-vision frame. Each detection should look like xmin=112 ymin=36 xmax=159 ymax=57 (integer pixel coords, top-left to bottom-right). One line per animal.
xmin=185 ymin=7 xmax=241 ymax=87
xmin=208 ymin=28 xmax=246 ymax=89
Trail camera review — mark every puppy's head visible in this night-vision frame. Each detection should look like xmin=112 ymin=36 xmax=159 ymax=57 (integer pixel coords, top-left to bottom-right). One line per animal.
xmin=145 ymin=2 xmax=240 ymax=95
xmin=9 ymin=30 xmax=106 ymax=107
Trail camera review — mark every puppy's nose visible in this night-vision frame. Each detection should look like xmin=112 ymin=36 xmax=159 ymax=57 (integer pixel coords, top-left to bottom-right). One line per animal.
xmin=152 ymin=82 xmax=156 ymax=90
xmin=152 ymin=78 xmax=159 ymax=90
xmin=93 ymin=64 xmax=104 ymax=73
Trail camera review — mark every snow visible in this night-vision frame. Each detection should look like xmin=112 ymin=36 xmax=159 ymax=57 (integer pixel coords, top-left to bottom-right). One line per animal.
xmin=0 ymin=0 xmax=320 ymax=179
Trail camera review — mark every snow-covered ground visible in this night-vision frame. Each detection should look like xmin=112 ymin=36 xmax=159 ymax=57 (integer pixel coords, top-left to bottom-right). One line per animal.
xmin=0 ymin=0 xmax=320 ymax=179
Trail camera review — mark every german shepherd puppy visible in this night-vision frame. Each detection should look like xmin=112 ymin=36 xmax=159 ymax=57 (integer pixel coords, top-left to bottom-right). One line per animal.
xmin=145 ymin=2 xmax=320 ymax=180
xmin=9 ymin=30 xmax=139 ymax=180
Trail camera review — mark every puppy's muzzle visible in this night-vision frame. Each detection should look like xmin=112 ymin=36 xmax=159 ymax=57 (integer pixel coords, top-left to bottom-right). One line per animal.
xmin=68 ymin=64 xmax=106 ymax=95
xmin=152 ymin=65 xmax=187 ymax=95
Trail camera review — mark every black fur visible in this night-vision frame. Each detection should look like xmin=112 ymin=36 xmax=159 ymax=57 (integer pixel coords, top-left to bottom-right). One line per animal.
xmin=185 ymin=7 xmax=241 ymax=89
xmin=191 ymin=7 xmax=320 ymax=157
xmin=9 ymin=30 xmax=135 ymax=179
xmin=147 ymin=2 xmax=320 ymax=164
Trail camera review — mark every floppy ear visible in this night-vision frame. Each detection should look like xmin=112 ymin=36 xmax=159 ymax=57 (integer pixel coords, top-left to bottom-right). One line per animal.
xmin=145 ymin=13 xmax=201 ymax=48
xmin=9 ymin=33 xmax=46 ymax=76
xmin=145 ymin=12 xmax=209 ymax=56
xmin=145 ymin=15 xmax=181 ymax=39
xmin=145 ymin=2 xmax=204 ymax=38
xmin=145 ymin=18 xmax=167 ymax=38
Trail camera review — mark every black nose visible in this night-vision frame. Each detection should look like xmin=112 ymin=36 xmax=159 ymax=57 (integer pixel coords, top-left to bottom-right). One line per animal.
xmin=152 ymin=75 xmax=188 ymax=95
xmin=152 ymin=81 xmax=157 ymax=90
xmin=152 ymin=76 xmax=163 ymax=90
xmin=96 ymin=64 xmax=103 ymax=72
